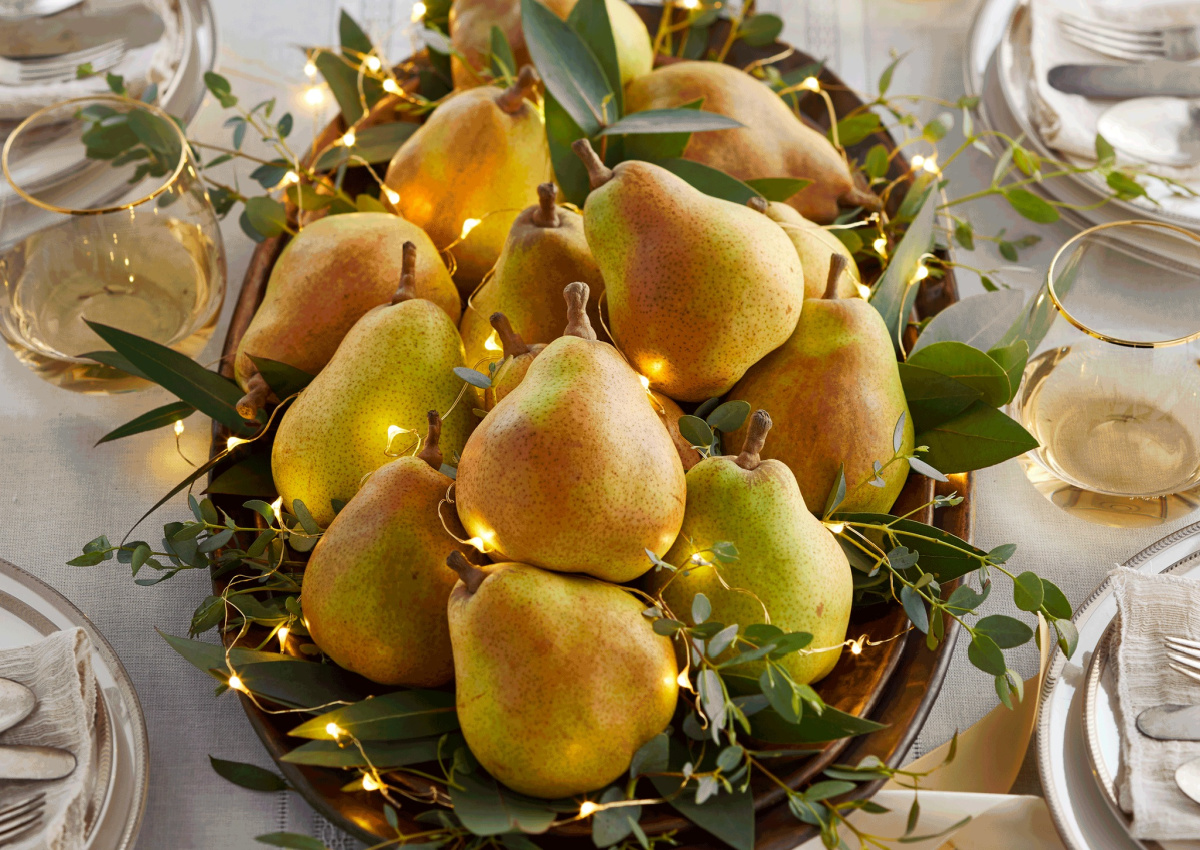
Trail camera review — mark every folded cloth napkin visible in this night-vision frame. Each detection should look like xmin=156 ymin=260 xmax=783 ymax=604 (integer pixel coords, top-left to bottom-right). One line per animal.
xmin=0 ymin=628 xmax=96 ymax=850
xmin=1029 ymin=0 xmax=1200 ymax=180
xmin=0 ymin=0 xmax=182 ymax=122
xmin=1111 ymin=566 xmax=1200 ymax=841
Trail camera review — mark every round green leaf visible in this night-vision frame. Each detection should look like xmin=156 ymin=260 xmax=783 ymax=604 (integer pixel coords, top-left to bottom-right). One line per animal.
xmin=967 ymin=633 xmax=1006 ymax=676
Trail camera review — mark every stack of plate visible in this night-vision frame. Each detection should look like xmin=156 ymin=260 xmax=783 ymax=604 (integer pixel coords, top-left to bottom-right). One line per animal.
xmin=965 ymin=0 xmax=1200 ymax=235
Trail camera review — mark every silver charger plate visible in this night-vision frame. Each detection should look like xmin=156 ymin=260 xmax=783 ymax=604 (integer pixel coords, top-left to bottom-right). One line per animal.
xmin=1038 ymin=521 xmax=1200 ymax=850
xmin=0 ymin=557 xmax=148 ymax=850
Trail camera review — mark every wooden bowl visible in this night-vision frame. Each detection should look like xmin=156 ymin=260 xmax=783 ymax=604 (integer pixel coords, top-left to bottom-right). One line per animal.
xmin=208 ymin=11 xmax=970 ymax=847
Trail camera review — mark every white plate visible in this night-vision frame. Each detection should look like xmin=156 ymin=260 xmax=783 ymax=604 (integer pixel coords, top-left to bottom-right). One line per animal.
xmin=1038 ymin=522 xmax=1200 ymax=850
xmin=0 ymin=557 xmax=148 ymax=850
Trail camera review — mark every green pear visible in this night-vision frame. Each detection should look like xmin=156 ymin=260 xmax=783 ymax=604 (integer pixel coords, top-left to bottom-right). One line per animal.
xmin=460 ymin=183 xmax=606 ymax=372
xmin=725 ymin=257 xmax=914 ymax=514
xmin=751 ymin=199 xmax=862 ymax=300
xmin=234 ymin=214 xmax=460 ymax=417
xmin=650 ymin=410 xmax=853 ymax=685
xmin=446 ymin=552 xmax=678 ymax=798
xmin=573 ymin=139 xmax=803 ymax=402
xmin=485 ymin=312 xmax=545 ymax=409
xmin=455 ymin=282 xmax=685 ymax=583
xmin=385 ymin=67 xmax=553 ymax=294
xmin=301 ymin=412 xmax=472 ymax=686
xmin=272 ymin=248 xmax=473 ymax=527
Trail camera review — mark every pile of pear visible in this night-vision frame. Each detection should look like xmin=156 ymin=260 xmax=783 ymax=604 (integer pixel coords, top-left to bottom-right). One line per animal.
xmin=232 ymin=28 xmax=919 ymax=800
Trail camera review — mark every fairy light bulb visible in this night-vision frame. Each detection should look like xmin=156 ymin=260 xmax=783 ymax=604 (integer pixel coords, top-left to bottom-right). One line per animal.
xmin=678 ymin=0 xmax=699 ymax=8
xmin=365 ymin=55 xmax=382 ymax=72
xmin=270 ymin=497 xmax=283 ymax=525
xmin=873 ymin=237 xmax=888 ymax=256
xmin=850 ymin=638 xmax=864 ymax=655
xmin=676 ymin=669 xmax=691 ymax=688
xmin=484 ymin=330 xmax=502 ymax=352
xmin=384 ymin=188 xmax=400 ymax=205
xmin=801 ymin=76 xmax=821 ymax=93
xmin=362 ymin=773 xmax=381 ymax=791
xmin=460 ymin=218 xmax=481 ymax=239
xmin=579 ymin=801 xmax=599 ymax=818
xmin=173 ymin=420 xmax=185 ymax=437
xmin=910 ymin=154 xmax=925 ymax=170
xmin=304 ymin=86 xmax=325 ymax=106
xmin=855 ymin=282 xmax=872 ymax=299
xmin=825 ymin=522 xmax=845 ymax=534
xmin=283 ymin=171 xmax=300 ymax=185
xmin=411 ymin=1 xmax=427 ymax=20
xmin=342 ymin=129 xmax=356 ymax=147
xmin=227 ymin=675 xmax=245 ymax=692
xmin=326 ymin=722 xmax=343 ymax=738
xmin=304 ymin=60 xmax=317 ymax=78
xmin=277 ymin=626 xmax=290 ymax=645
xmin=638 ymin=374 xmax=651 ymax=391
xmin=923 ymin=154 xmax=940 ymax=174
xmin=914 ymin=264 xmax=930 ymax=281
xmin=383 ymin=78 xmax=402 ymax=95
xmin=226 ymin=436 xmax=249 ymax=451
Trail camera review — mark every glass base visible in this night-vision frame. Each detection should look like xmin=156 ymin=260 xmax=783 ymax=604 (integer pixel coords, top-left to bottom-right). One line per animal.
xmin=1018 ymin=455 xmax=1200 ymax=528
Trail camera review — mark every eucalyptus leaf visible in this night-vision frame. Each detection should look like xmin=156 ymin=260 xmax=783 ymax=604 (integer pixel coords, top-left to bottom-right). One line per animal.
xmin=312 ymin=47 xmax=366 ymax=124
xmin=822 ymin=464 xmax=847 ymax=518
xmin=1013 ymin=571 xmax=1044 ymax=612
xmin=206 ymin=453 xmax=275 ymax=497
xmin=899 ymin=585 xmax=929 ymax=633
xmin=95 ymin=401 xmax=195 ymax=445
xmin=706 ymin=400 xmax=750 ymax=433
xmin=79 ymin=349 xmax=150 ymax=380
xmin=454 ymin=366 xmax=492 ymax=389
xmin=591 ymin=787 xmax=639 ymax=848
xmin=450 ymin=771 xmax=557 ymax=835
xmin=909 ymin=289 xmax=1027 ymax=355
xmin=967 ymin=633 xmax=1007 ymax=676
xmin=243 ymin=196 xmax=289 ymax=240
xmin=235 ymin=660 xmax=364 ymax=710
xmin=629 ymin=731 xmax=669 ymax=778
xmin=289 ymin=690 xmax=458 ymax=740
xmin=747 ymin=700 xmax=887 ymax=744
xmin=738 ymin=13 xmax=783 ymax=46
xmin=975 ymin=614 xmax=1033 ymax=649
xmin=623 ymin=98 xmax=701 ymax=161
xmin=521 ymin=0 xmax=612 ymax=135
xmin=650 ymin=741 xmax=754 ymax=850
xmin=564 ymin=0 xmax=622 ymax=116
xmin=831 ymin=513 xmax=989 ymax=582
xmin=678 ymin=415 xmax=714 ymax=449
xmin=915 ymin=402 xmax=1038 ymax=474
xmin=209 ymin=756 xmax=289 ymax=792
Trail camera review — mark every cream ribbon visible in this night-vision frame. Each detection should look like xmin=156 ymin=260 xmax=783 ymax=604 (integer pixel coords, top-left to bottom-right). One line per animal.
xmin=798 ymin=615 xmax=1067 ymax=849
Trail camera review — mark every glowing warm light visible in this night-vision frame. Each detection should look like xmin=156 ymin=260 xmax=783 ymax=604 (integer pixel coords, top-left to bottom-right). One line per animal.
xmin=677 ymin=669 xmax=690 ymax=687
xmin=342 ymin=129 xmax=356 ymax=147
xmin=383 ymin=78 xmax=402 ymax=95
xmin=226 ymin=436 xmax=249 ymax=451
xmin=387 ymin=425 xmax=405 ymax=442
xmin=365 ymin=55 xmax=382 ymax=72
xmin=326 ymin=722 xmax=343 ymax=738
xmin=466 ymin=529 xmax=495 ymax=553
xmin=923 ymin=155 xmax=940 ymax=174
xmin=411 ymin=1 xmax=427 ymax=19
xmin=484 ymin=330 xmax=502 ymax=352
xmin=283 ymin=170 xmax=300 ymax=185
xmin=825 ymin=522 xmax=845 ymax=534
xmin=304 ymin=60 xmax=317 ymax=78
xmin=801 ymin=76 xmax=821 ymax=93
xmin=384 ymin=188 xmax=400 ymax=205
xmin=579 ymin=801 xmax=599 ymax=818
xmin=638 ymin=374 xmax=651 ymax=391
xmin=460 ymin=218 xmax=482 ymax=239
xmin=911 ymin=154 xmax=925 ymax=169
xmin=304 ymin=86 xmax=325 ymax=106
xmin=173 ymin=419 xmax=185 ymax=437
xmin=227 ymin=675 xmax=245 ymax=692
xmin=362 ymin=773 xmax=381 ymax=791
xmin=467 ymin=537 xmax=487 ymax=552
xmin=270 ymin=497 xmax=284 ymax=524
xmin=277 ymin=626 xmax=290 ymax=645
xmin=873 ymin=237 xmax=887 ymax=256
xmin=855 ymin=282 xmax=872 ymax=299
xmin=914 ymin=264 xmax=930 ymax=281
xmin=678 ymin=0 xmax=699 ymax=9
xmin=850 ymin=640 xmax=863 ymax=655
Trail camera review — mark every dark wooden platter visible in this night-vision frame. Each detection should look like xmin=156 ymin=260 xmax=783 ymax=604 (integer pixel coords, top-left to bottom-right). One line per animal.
xmin=208 ymin=10 xmax=971 ymax=848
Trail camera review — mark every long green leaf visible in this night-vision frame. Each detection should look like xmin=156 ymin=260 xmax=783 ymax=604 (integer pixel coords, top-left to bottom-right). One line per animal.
xmin=159 ymin=630 xmax=298 ymax=675
xmin=84 ymin=321 xmax=253 ymax=433
xmin=289 ymin=690 xmax=458 ymax=740
xmin=544 ymin=91 xmax=590 ymax=205
xmin=247 ymin=356 xmax=314 ymax=398
xmin=521 ymin=0 xmax=613 ymax=135
xmin=450 ymin=772 xmax=558 ymax=836
xmin=281 ymin=734 xmax=463 ymax=768
xmin=313 ymin=47 xmax=366 ymax=125
xmin=906 ymin=341 xmax=1011 ymax=407
xmin=746 ymin=703 xmax=887 ymax=744
xmin=565 ymin=0 xmax=622 ymax=117
xmin=96 ymin=401 xmax=195 ymax=445
xmin=909 ymin=288 xmax=1027 ymax=355
xmin=745 ymin=177 xmax=812 ymax=202
xmin=313 ymin=122 xmax=418 ymax=170
xmin=651 ymin=158 xmax=761 ymax=204
xmin=205 ymin=452 xmax=276 ymax=497
xmin=624 ymin=98 xmax=701 ymax=161
xmin=600 ymin=109 xmax=742 ymax=136
xmin=80 ymin=349 xmax=150 ymax=380
xmin=209 ymin=756 xmax=289 ymax=792
xmin=870 ymin=176 xmax=935 ymax=351
xmin=915 ymin=402 xmax=1039 ymax=474
xmin=235 ymin=660 xmax=365 ymax=710
xmin=831 ymin=513 xmax=991 ymax=582
xmin=649 ymin=740 xmax=754 ymax=850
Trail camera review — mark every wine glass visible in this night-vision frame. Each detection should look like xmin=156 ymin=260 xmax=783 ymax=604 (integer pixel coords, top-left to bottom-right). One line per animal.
xmin=1010 ymin=220 xmax=1200 ymax=527
xmin=0 ymin=94 xmax=226 ymax=393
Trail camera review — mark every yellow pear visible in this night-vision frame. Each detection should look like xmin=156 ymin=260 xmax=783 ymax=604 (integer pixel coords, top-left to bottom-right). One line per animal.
xmin=649 ymin=411 xmax=852 ymax=685
xmin=272 ymin=247 xmax=473 ymax=527
xmin=455 ymin=282 xmax=686 ymax=582
xmin=651 ymin=391 xmax=702 ymax=471
xmin=446 ymin=552 xmax=678 ymax=798
xmin=384 ymin=66 xmax=553 ymax=294
xmin=301 ymin=413 xmax=471 ymax=686
xmin=573 ymin=139 xmax=803 ymax=401
xmin=725 ymin=257 xmax=914 ymax=514
xmin=752 ymin=198 xmax=861 ymax=300
xmin=624 ymin=61 xmax=879 ymax=223
xmin=449 ymin=0 xmax=652 ymax=89
xmin=460 ymin=183 xmax=606 ymax=371
xmin=234 ymin=215 xmax=459 ymax=417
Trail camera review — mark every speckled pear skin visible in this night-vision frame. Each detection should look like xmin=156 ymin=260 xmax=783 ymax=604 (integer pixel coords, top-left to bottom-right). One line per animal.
xmin=234 ymin=213 xmax=459 ymax=390
xmin=272 ymin=300 xmax=471 ymax=528
xmin=623 ymin=62 xmax=879 ymax=224
xmin=578 ymin=155 xmax=804 ymax=402
xmin=649 ymin=417 xmax=852 ymax=684
xmin=302 ymin=455 xmax=471 ymax=686
xmin=762 ymin=202 xmax=861 ymax=300
xmin=460 ymin=190 xmax=605 ymax=371
xmin=448 ymin=560 xmax=678 ymax=798
xmin=487 ymin=345 xmax=544 ymax=408
xmin=384 ymin=70 xmax=553 ymax=293
xmin=455 ymin=286 xmax=686 ymax=582
xmin=725 ymin=299 xmax=914 ymax=515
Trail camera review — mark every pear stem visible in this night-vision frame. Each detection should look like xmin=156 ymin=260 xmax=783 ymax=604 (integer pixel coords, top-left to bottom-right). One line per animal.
xmin=497 ymin=65 xmax=539 ymax=114
xmin=417 ymin=410 xmax=443 ymax=470
xmin=391 ymin=241 xmax=417 ymax=304
xmin=562 ymin=282 xmax=597 ymax=341
xmin=447 ymin=551 xmax=488 ymax=594
xmin=490 ymin=312 xmax=530 ymax=357
xmin=823 ymin=254 xmax=849 ymax=300
xmin=572 ymin=139 xmax=613 ymax=190
xmin=735 ymin=409 xmax=772 ymax=470
xmin=747 ymin=196 xmax=768 ymax=214
xmin=235 ymin=371 xmax=277 ymax=420
xmin=532 ymin=182 xmax=560 ymax=228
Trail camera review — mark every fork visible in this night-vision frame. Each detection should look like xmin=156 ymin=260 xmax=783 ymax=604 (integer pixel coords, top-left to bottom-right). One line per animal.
xmin=1167 ymin=635 xmax=1200 ymax=685
xmin=0 ymin=793 xmax=44 ymax=847
xmin=0 ymin=39 xmax=125 ymax=86
xmin=1059 ymin=13 xmax=1200 ymax=63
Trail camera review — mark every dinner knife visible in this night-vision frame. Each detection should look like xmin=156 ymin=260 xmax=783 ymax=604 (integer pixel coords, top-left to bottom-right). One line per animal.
xmin=1137 ymin=703 xmax=1200 ymax=741
xmin=1048 ymin=60 xmax=1200 ymax=99
xmin=0 ymin=745 xmax=75 ymax=780
xmin=0 ymin=5 xmax=163 ymax=59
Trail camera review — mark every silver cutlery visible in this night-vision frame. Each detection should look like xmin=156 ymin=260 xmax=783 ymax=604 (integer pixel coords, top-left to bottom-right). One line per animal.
xmin=0 ymin=793 xmax=43 ymax=847
xmin=1047 ymin=60 xmax=1200 ymax=99
xmin=0 ymin=38 xmax=124 ymax=86
xmin=1059 ymin=13 xmax=1200 ymax=63
xmin=1138 ymin=703 xmax=1200 ymax=741
xmin=1178 ymin=757 xmax=1200 ymax=806
xmin=0 ymin=745 xmax=75 ymax=780
xmin=1167 ymin=635 xmax=1200 ymax=685
xmin=0 ymin=0 xmax=82 ymax=22
xmin=0 ymin=4 xmax=162 ymax=58
xmin=0 ymin=679 xmax=33 ymax=734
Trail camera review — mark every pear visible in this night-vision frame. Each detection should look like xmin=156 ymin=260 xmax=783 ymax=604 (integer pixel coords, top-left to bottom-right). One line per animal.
xmin=651 ymin=391 xmax=702 ymax=471
xmin=272 ymin=247 xmax=473 ymax=527
xmin=449 ymin=0 xmax=652 ymax=90
xmin=384 ymin=66 xmax=553 ymax=293
xmin=573 ymin=139 xmax=803 ymax=402
xmin=725 ymin=257 xmax=914 ymax=514
xmin=649 ymin=411 xmax=852 ymax=685
xmin=446 ymin=552 xmax=678 ymax=798
xmin=455 ymin=282 xmax=686 ymax=582
xmin=301 ymin=412 xmax=471 ymax=687
xmin=460 ymin=183 xmax=606 ymax=371
xmin=234 ymin=214 xmax=459 ymax=417
xmin=485 ymin=312 xmax=545 ymax=408
xmin=751 ymin=198 xmax=861 ymax=300
xmin=624 ymin=62 xmax=879 ymax=223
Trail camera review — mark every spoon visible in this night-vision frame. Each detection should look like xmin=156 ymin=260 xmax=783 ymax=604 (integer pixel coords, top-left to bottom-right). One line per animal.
xmin=1178 ymin=757 xmax=1200 ymax=805
xmin=0 ymin=677 xmax=35 ymax=734
xmin=1096 ymin=97 xmax=1200 ymax=167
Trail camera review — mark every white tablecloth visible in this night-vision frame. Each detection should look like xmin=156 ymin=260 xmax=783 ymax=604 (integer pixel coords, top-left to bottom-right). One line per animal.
xmin=1 ymin=0 xmax=1195 ymax=846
